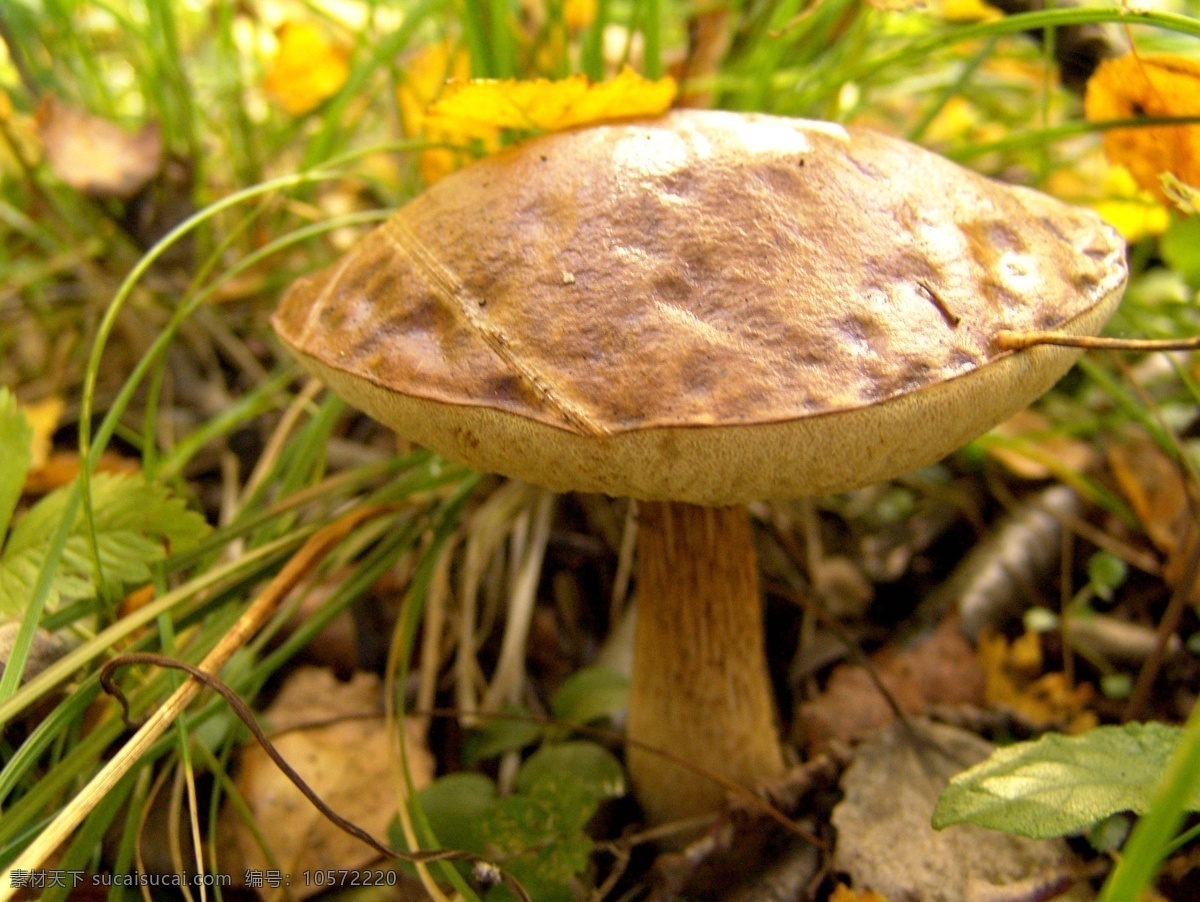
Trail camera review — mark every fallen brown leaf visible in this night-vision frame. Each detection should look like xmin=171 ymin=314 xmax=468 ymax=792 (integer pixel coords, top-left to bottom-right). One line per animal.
xmin=218 ymin=667 xmax=433 ymax=899
xmin=831 ymin=720 xmax=1084 ymax=902
xmin=986 ymin=409 xmax=1096 ymax=481
xmin=829 ymin=883 xmax=888 ymax=902
xmin=1107 ymin=439 xmax=1191 ymax=556
xmin=978 ymin=630 xmax=1096 ymax=733
xmin=35 ymin=95 xmax=162 ymax=199
xmin=1106 ymin=438 xmax=1200 ymax=607
xmin=22 ymin=451 xmax=140 ymax=496
xmin=792 ymin=617 xmax=985 ymax=756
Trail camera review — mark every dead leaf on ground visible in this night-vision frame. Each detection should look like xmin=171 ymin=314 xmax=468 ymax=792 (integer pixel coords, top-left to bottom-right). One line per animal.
xmin=17 ymin=391 xmax=142 ymax=495
xmin=22 ymin=451 xmax=140 ymax=497
xmin=20 ymin=396 xmax=62 ymax=470
xmin=1107 ymin=438 xmax=1200 ymax=607
xmin=1085 ymin=53 xmax=1200 ymax=203
xmin=1107 ymin=438 xmax=1190 ymax=558
xmin=793 ymin=617 xmax=986 ymax=756
xmin=35 ymin=95 xmax=161 ymax=199
xmin=1045 ymin=152 xmax=1170 ymax=242
xmin=217 ymin=667 xmax=433 ymax=900
xmin=978 ymin=630 xmax=1096 ymax=733
xmin=831 ymin=719 xmax=1087 ymax=902
xmin=985 ymin=410 xmax=1096 ymax=481
xmin=829 ymin=884 xmax=889 ymax=902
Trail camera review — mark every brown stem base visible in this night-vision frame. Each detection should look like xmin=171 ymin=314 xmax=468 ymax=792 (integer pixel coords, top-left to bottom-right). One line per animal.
xmin=627 ymin=501 xmax=786 ymax=825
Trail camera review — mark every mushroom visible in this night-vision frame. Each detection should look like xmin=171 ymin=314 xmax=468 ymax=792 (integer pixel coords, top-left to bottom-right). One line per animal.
xmin=271 ymin=110 xmax=1127 ymax=825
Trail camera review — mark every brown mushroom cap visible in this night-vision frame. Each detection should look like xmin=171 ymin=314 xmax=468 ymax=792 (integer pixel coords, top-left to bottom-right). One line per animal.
xmin=273 ymin=110 xmax=1126 ymax=505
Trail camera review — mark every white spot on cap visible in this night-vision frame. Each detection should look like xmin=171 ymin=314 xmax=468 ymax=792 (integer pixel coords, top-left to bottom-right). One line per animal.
xmin=613 ymin=129 xmax=690 ymax=179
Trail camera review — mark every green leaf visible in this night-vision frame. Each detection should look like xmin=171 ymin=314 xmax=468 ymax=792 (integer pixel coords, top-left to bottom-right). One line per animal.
xmin=464 ymin=705 xmax=543 ymax=764
xmin=409 ymin=772 xmax=497 ymax=855
xmin=0 ymin=472 xmax=210 ymax=616
xmin=1160 ymin=214 xmax=1200 ymax=289
xmin=480 ymin=775 xmax=599 ymax=902
xmin=0 ymin=389 xmax=32 ymax=543
xmin=473 ymin=743 xmax=626 ymax=901
xmin=390 ymin=772 xmax=497 ymax=881
xmin=516 ymin=741 xmax=625 ymax=801
xmin=550 ymin=665 xmax=628 ymax=728
xmin=1087 ymin=551 xmax=1127 ymax=602
xmin=933 ymin=723 xmax=1197 ymax=839
xmin=1161 ymin=174 xmax=1200 ymax=216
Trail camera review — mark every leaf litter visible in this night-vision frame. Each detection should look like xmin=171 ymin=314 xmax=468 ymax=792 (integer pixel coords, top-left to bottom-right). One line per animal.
xmin=217 ymin=667 xmax=434 ymax=897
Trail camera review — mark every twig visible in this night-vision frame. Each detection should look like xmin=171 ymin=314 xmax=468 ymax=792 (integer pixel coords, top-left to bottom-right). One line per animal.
xmin=996 ymin=330 xmax=1200 ymax=352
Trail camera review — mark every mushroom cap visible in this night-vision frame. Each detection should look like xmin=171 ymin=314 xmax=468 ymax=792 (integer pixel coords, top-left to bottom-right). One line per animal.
xmin=273 ymin=110 xmax=1126 ymax=505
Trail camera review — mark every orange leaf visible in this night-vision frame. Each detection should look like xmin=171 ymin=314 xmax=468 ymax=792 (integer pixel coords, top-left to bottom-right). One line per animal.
xmin=1085 ymin=53 xmax=1200 ymax=204
xmin=830 ymin=885 xmax=889 ymax=902
xmin=978 ymin=630 xmax=1096 ymax=732
xmin=427 ymin=67 xmax=677 ymax=133
xmin=263 ymin=22 xmax=349 ymax=116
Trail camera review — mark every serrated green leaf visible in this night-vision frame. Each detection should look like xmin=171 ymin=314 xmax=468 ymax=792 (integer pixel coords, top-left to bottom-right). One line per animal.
xmin=516 ymin=741 xmax=625 ymax=801
xmin=0 ymin=389 xmax=32 ymax=542
xmin=933 ymin=723 xmax=1195 ymax=839
xmin=550 ymin=665 xmax=628 ymax=728
xmin=480 ymin=774 xmax=598 ymax=902
xmin=0 ymin=472 xmax=210 ymax=616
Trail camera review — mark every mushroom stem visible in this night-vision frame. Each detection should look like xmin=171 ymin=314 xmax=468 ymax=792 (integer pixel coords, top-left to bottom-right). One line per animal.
xmin=628 ymin=501 xmax=786 ymax=825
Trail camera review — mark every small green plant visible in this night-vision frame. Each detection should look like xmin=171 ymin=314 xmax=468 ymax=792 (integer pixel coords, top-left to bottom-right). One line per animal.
xmin=396 ymin=667 xmax=629 ymax=901
xmin=403 ymin=741 xmax=625 ymax=901
xmin=0 ymin=466 xmax=210 ymax=620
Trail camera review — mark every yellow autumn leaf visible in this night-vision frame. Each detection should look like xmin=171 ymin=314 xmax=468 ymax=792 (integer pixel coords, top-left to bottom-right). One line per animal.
xmin=978 ymin=630 xmax=1097 ymax=733
xmin=263 ymin=22 xmax=350 ymax=116
xmin=939 ymin=0 xmax=1001 ymax=23
xmin=830 ymin=885 xmax=888 ymax=902
xmin=21 ymin=397 xmax=63 ymax=471
xmin=1085 ymin=52 xmax=1200 ymax=204
xmin=1091 ymin=164 xmax=1171 ymax=241
xmin=563 ymin=0 xmax=598 ymax=30
xmin=397 ymin=41 xmax=497 ymax=185
xmin=427 ymin=67 xmax=677 ymax=133
xmin=1046 ymin=151 xmax=1170 ymax=242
